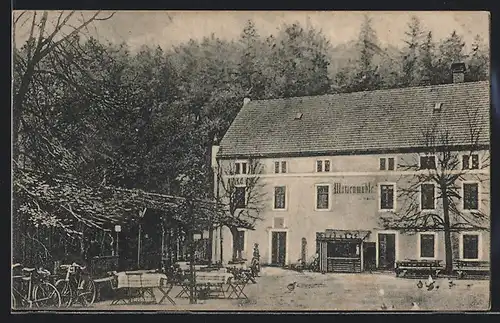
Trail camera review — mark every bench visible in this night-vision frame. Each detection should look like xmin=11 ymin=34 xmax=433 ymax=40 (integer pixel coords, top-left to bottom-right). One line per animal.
xmin=453 ymin=260 xmax=490 ymax=279
xmin=395 ymin=259 xmax=444 ymax=278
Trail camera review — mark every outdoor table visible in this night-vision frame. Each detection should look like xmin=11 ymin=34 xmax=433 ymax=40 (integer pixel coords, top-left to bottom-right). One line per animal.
xmin=175 ymin=272 xmax=234 ymax=299
xmin=111 ymin=271 xmax=175 ymax=305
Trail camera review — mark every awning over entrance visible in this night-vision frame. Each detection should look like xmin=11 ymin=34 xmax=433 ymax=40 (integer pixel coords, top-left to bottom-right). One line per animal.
xmin=316 ymin=229 xmax=371 ymax=273
xmin=316 ymin=229 xmax=371 ymax=242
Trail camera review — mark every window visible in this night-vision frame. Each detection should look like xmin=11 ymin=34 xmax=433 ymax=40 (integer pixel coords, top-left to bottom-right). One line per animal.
xmin=421 ymin=183 xmax=435 ymax=210
xmin=462 ymin=234 xmax=479 ymax=260
xmin=274 ymin=161 xmax=287 ymax=173
xmin=274 ymin=186 xmax=286 ymax=210
xmin=379 ymin=157 xmax=395 ymax=171
xmin=380 ymin=184 xmax=395 ymax=210
xmin=316 ymin=160 xmax=331 ymax=172
xmin=235 ymin=161 xmax=248 ymax=174
xmin=462 ymin=154 xmax=480 ymax=170
xmin=234 ymin=186 xmax=246 ymax=209
xmin=420 ymin=155 xmax=436 ymax=170
xmin=419 ymin=233 xmax=436 ymax=258
xmin=316 ymin=185 xmax=330 ymax=210
xmin=463 ymin=183 xmax=479 ymax=210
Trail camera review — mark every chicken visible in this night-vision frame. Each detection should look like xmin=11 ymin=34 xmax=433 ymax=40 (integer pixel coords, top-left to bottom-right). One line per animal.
xmin=411 ymin=302 xmax=420 ymax=310
xmin=417 ymin=280 xmax=423 ymax=289
xmin=380 ymin=303 xmax=388 ymax=310
xmin=287 ymin=282 xmax=297 ymax=292
xmin=435 ymin=285 xmax=440 ymax=290
xmin=467 ymin=283 xmax=473 ymax=289
xmin=448 ymin=279 xmax=456 ymax=288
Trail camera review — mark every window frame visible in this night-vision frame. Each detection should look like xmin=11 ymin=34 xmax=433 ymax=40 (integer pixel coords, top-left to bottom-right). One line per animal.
xmin=273 ymin=185 xmax=287 ymax=211
xmin=234 ymin=185 xmax=247 ymax=209
xmin=462 ymin=154 xmax=480 ymax=170
xmin=419 ymin=154 xmax=437 ymax=170
xmin=316 ymin=159 xmax=331 ymax=172
xmin=235 ymin=160 xmax=249 ymax=175
xmin=417 ymin=232 xmax=438 ymax=260
xmin=315 ymin=183 xmax=331 ymax=211
xmin=459 ymin=232 xmax=481 ymax=261
xmin=419 ymin=182 xmax=436 ymax=211
xmin=378 ymin=182 xmax=396 ymax=212
xmin=379 ymin=156 xmax=397 ymax=171
xmin=462 ymin=181 xmax=480 ymax=211
xmin=274 ymin=160 xmax=288 ymax=174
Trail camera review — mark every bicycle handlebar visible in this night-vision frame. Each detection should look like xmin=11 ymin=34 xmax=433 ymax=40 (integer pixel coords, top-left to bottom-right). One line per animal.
xmin=60 ymin=263 xmax=86 ymax=270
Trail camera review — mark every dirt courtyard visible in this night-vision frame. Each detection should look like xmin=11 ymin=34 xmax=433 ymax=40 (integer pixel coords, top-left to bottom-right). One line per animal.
xmin=87 ymin=267 xmax=489 ymax=312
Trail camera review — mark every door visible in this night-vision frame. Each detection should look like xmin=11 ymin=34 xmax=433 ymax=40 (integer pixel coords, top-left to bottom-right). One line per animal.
xmin=363 ymin=242 xmax=376 ymax=271
xmin=378 ymin=233 xmax=396 ymax=269
xmin=271 ymin=231 xmax=287 ymax=266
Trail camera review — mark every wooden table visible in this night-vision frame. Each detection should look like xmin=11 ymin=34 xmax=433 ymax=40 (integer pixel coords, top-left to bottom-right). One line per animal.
xmin=111 ymin=271 xmax=175 ymax=305
xmin=175 ymin=272 xmax=234 ymax=300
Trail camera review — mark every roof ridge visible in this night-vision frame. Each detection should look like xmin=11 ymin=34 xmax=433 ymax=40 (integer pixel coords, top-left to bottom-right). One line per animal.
xmin=246 ymin=80 xmax=490 ymax=104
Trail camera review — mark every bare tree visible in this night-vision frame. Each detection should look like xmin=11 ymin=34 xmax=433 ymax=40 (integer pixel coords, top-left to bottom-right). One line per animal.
xmin=380 ymin=106 xmax=490 ymax=273
xmin=12 ymin=10 xmax=116 ymax=164
xmin=216 ymin=159 xmax=267 ymax=261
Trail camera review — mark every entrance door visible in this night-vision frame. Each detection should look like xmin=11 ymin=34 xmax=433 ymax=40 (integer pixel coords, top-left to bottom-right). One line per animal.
xmin=271 ymin=231 xmax=287 ymax=266
xmin=363 ymin=242 xmax=376 ymax=271
xmin=378 ymin=233 xmax=396 ymax=269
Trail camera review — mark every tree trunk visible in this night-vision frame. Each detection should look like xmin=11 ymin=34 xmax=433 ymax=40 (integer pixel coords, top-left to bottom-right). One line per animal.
xmin=442 ymin=187 xmax=453 ymax=274
xmin=230 ymin=226 xmax=240 ymax=261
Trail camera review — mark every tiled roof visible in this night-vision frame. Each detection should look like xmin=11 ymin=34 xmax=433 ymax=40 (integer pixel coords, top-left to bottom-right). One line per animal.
xmin=218 ymin=81 xmax=490 ymax=158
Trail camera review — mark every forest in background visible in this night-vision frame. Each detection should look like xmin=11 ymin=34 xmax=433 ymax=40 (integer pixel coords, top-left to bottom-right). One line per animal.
xmin=12 ymin=12 xmax=489 ymax=265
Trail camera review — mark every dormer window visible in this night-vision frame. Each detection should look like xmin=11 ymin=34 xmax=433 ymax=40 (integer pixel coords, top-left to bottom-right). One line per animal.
xmin=294 ymin=113 xmax=303 ymax=120
xmin=235 ymin=161 xmax=248 ymax=175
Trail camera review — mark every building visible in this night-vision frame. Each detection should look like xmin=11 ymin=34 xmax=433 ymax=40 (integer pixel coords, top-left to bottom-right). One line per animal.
xmin=211 ymin=66 xmax=490 ymax=273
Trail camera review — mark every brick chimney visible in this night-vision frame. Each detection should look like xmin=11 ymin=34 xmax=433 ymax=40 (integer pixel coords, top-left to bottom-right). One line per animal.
xmin=451 ymin=63 xmax=466 ymax=83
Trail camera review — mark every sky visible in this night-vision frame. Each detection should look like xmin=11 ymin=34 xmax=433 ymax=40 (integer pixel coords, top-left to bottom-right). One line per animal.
xmin=13 ymin=11 xmax=490 ymax=52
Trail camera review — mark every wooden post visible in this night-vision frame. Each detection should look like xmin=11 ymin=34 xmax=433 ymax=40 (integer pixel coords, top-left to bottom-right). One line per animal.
xmin=161 ymin=218 xmax=165 ymax=270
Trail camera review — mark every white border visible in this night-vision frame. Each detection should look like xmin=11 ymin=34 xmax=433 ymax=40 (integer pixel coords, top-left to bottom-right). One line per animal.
xmin=314 ymin=183 xmax=331 ymax=211
xmin=268 ymin=228 xmax=289 ymax=266
xmin=272 ymin=185 xmax=288 ymax=211
xmin=375 ymin=230 xmax=399 ymax=268
xmin=419 ymin=182 xmax=436 ymax=211
xmin=459 ymin=231 xmax=482 ymax=261
xmin=378 ymin=182 xmax=397 ymax=212
xmin=417 ymin=232 xmax=438 ymax=260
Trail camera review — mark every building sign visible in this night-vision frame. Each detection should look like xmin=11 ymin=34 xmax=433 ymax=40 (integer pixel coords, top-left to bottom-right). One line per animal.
xmin=333 ymin=182 xmax=375 ymax=194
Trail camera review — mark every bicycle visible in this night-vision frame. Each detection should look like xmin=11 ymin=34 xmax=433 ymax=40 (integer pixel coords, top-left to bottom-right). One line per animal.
xmin=12 ymin=263 xmax=62 ymax=309
xmin=54 ymin=262 xmax=96 ymax=307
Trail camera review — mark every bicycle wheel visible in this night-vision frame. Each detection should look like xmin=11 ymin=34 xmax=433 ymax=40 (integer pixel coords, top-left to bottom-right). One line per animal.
xmin=33 ymin=282 xmax=61 ymax=308
xmin=54 ymin=279 xmax=73 ymax=307
xmin=75 ymin=277 xmax=96 ymax=306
